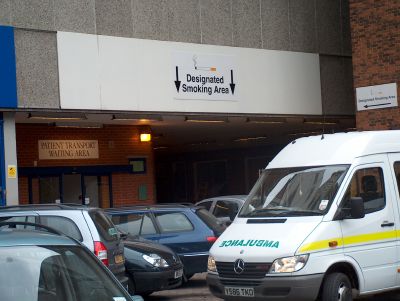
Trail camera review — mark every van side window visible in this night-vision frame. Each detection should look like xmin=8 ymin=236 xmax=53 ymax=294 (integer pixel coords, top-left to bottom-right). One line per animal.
xmin=343 ymin=167 xmax=385 ymax=214
xmin=393 ymin=162 xmax=400 ymax=195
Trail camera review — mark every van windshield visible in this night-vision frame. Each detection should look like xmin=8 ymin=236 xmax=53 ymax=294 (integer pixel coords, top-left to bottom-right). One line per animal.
xmin=239 ymin=165 xmax=349 ymax=218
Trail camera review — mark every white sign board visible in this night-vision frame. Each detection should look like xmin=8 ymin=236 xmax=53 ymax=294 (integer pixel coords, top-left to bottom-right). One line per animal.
xmin=172 ymin=52 xmax=238 ymax=101
xmin=356 ymin=83 xmax=398 ymax=111
xmin=57 ymin=32 xmax=322 ymax=115
xmin=39 ymin=140 xmax=99 ymax=160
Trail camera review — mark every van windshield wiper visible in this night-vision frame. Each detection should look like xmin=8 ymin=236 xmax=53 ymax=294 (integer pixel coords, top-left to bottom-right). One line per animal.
xmin=244 ymin=207 xmax=322 ymax=217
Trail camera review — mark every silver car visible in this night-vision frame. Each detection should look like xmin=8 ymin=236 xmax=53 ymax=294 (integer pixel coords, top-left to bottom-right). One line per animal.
xmin=0 ymin=204 xmax=128 ymax=287
xmin=195 ymin=195 xmax=247 ymax=225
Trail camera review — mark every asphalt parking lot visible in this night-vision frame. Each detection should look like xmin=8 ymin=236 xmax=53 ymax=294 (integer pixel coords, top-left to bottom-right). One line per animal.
xmin=146 ymin=273 xmax=400 ymax=301
xmin=147 ymin=273 xmax=221 ymax=301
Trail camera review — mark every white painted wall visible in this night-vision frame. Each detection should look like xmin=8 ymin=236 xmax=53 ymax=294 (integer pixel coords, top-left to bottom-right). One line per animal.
xmin=57 ymin=31 xmax=322 ymax=115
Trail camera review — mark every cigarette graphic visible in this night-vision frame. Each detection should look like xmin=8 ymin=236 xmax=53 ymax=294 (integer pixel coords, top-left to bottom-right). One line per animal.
xmin=192 ymin=55 xmax=216 ymax=72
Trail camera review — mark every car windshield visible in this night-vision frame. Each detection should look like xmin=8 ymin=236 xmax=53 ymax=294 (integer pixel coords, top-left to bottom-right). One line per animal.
xmin=239 ymin=165 xmax=349 ymax=218
xmin=0 ymin=245 xmax=131 ymax=301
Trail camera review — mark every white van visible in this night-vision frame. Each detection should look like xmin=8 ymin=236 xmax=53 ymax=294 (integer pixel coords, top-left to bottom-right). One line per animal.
xmin=207 ymin=131 xmax=400 ymax=301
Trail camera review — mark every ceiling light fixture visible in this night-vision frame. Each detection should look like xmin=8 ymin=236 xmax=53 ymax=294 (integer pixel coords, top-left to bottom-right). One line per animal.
xmin=28 ymin=112 xmax=87 ymax=121
xmin=184 ymin=116 xmax=228 ymax=123
xmin=112 ymin=114 xmax=163 ymax=122
xmin=303 ymin=118 xmax=338 ymax=125
xmin=55 ymin=122 xmax=103 ymax=129
xmin=234 ymin=136 xmax=268 ymax=142
xmin=246 ymin=117 xmax=286 ymax=124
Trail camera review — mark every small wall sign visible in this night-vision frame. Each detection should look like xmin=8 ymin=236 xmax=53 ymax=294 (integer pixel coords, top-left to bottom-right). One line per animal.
xmin=129 ymin=158 xmax=146 ymax=174
xmin=356 ymin=83 xmax=398 ymax=111
xmin=7 ymin=165 xmax=16 ymax=178
xmin=38 ymin=140 xmax=99 ymax=160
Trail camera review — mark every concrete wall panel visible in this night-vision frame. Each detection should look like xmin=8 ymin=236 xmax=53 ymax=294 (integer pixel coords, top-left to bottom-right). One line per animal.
xmin=316 ymin=0 xmax=341 ymax=55
xmin=11 ymin=0 xmax=54 ymax=31
xmin=96 ymin=0 xmax=133 ymax=38
xmin=0 ymin=0 xmax=11 ymax=25
xmin=289 ymin=0 xmax=316 ymax=53
xmin=168 ymin=0 xmax=201 ymax=44
xmin=261 ymin=0 xmax=289 ymax=50
xmin=200 ymin=0 xmax=232 ymax=46
xmin=54 ymin=0 xmax=96 ymax=34
xmin=15 ymin=30 xmax=59 ymax=108
xmin=132 ymin=0 xmax=169 ymax=41
xmin=320 ymin=55 xmax=354 ymax=115
xmin=232 ymin=0 xmax=261 ymax=48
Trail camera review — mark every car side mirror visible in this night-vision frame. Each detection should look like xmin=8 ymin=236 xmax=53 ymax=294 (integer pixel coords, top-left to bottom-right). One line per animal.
xmin=334 ymin=197 xmax=365 ymax=220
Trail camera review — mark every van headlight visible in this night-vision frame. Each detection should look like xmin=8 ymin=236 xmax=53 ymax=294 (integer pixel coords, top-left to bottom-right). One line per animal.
xmin=208 ymin=256 xmax=217 ymax=273
xmin=270 ymin=254 xmax=309 ymax=273
xmin=142 ymin=254 xmax=169 ymax=268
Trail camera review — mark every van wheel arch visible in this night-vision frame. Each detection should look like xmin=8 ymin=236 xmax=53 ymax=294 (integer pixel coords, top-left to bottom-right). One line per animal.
xmin=318 ymin=262 xmax=359 ymax=298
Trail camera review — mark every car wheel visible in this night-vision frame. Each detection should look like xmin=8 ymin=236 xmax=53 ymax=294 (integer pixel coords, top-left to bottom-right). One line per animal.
xmin=127 ymin=276 xmax=136 ymax=295
xmin=322 ymin=272 xmax=353 ymax=301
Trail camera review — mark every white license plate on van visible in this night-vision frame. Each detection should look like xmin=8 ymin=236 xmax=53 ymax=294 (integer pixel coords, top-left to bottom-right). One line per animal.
xmin=174 ymin=269 xmax=183 ymax=279
xmin=224 ymin=287 xmax=254 ymax=297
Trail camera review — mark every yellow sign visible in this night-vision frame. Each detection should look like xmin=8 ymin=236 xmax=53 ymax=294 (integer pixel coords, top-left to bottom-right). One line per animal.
xmin=7 ymin=165 xmax=17 ymax=179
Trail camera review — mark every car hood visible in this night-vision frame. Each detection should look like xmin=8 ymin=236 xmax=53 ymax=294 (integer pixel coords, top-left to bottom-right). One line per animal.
xmin=124 ymin=235 xmax=176 ymax=257
xmin=210 ymin=216 xmax=322 ymax=262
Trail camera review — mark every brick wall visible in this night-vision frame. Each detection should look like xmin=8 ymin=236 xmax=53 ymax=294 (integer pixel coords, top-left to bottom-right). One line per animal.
xmin=350 ymin=0 xmax=400 ymax=130
xmin=16 ymin=124 xmax=155 ymax=206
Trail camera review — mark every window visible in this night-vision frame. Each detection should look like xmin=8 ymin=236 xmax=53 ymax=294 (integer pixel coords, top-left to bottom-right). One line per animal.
xmin=342 ymin=167 xmax=385 ymax=214
xmin=111 ymin=213 xmax=156 ymax=235
xmin=393 ymin=162 xmax=400 ymax=195
xmin=40 ymin=216 xmax=83 ymax=241
xmin=198 ymin=201 xmax=213 ymax=211
xmin=155 ymin=212 xmax=193 ymax=233
xmin=89 ymin=210 xmax=119 ymax=242
xmin=0 ymin=215 xmax=36 ymax=229
xmin=213 ymin=200 xmax=239 ymax=218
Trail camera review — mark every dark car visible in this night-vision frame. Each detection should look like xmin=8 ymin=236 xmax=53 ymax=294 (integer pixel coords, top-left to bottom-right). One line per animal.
xmin=0 ymin=221 xmax=143 ymax=301
xmin=122 ymin=234 xmax=183 ymax=295
xmin=106 ymin=204 xmax=225 ymax=279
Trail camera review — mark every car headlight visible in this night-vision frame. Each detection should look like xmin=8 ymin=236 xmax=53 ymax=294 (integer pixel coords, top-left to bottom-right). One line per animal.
xmin=270 ymin=254 xmax=309 ymax=273
xmin=207 ymin=255 xmax=217 ymax=273
xmin=142 ymin=254 xmax=169 ymax=268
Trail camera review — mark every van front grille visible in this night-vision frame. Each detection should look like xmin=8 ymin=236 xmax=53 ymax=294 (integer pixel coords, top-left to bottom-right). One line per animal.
xmin=216 ymin=261 xmax=271 ymax=279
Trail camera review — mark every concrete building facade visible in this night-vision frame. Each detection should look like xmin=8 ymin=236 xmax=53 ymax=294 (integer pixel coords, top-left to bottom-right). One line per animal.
xmin=0 ymin=0 xmax=354 ymax=206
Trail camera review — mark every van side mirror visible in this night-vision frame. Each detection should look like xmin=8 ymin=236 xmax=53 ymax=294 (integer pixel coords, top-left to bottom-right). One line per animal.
xmin=350 ymin=197 xmax=365 ymax=219
xmin=334 ymin=197 xmax=365 ymax=220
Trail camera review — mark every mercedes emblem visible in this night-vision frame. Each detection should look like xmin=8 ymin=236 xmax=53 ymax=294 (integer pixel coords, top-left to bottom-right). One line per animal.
xmin=233 ymin=259 xmax=245 ymax=274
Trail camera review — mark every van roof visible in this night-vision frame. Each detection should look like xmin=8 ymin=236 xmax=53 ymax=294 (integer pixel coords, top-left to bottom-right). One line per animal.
xmin=268 ymin=130 xmax=400 ymax=169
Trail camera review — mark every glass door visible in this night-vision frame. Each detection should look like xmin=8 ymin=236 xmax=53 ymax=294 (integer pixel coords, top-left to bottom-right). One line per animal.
xmin=62 ymin=174 xmax=82 ymax=204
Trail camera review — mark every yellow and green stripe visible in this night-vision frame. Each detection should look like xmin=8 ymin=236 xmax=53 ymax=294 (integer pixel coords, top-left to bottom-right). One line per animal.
xmin=299 ymin=230 xmax=398 ymax=253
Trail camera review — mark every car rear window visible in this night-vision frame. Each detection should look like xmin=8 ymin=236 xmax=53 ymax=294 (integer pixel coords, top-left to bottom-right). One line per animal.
xmin=155 ymin=212 xmax=193 ymax=233
xmin=89 ymin=210 xmax=119 ymax=242
xmin=40 ymin=216 xmax=83 ymax=242
xmin=111 ymin=213 xmax=157 ymax=235
xmin=196 ymin=208 xmax=225 ymax=235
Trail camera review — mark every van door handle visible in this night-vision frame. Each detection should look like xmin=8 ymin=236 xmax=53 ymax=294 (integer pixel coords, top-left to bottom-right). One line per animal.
xmin=381 ymin=222 xmax=395 ymax=227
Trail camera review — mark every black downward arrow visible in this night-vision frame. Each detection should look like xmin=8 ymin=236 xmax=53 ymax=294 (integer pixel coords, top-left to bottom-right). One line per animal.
xmin=364 ymin=102 xmax=391 ymax=108
xmin=174 ymin=66 xmax=181 ymax=92
xmin=229 ymin=70 xmax=236 ymax=95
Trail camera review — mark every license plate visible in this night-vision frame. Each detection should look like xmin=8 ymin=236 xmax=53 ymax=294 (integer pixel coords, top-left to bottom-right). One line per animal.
xmin=174 ymin=269 xmax=183 ymax=279
xmin=224 ymin=287 xmax=255 ymax=297
xmin=115 ymin=254 xmax=124 ymax=264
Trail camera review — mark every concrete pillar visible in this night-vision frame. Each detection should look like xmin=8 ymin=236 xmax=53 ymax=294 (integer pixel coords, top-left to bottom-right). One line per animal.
xmin=3 ymin=112 xmax=18 ymax=205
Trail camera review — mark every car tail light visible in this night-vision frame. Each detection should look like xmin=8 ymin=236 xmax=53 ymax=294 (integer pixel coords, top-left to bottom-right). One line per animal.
xmin=207 ymin=236 xmax=218 ymax=243
xmin=94 ymin=241 xmax=109 ymax=266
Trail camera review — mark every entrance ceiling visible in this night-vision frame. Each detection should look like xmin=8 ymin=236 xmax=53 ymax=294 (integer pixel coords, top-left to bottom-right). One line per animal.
xmin=15 ymin=112 xmax=356 ymax=154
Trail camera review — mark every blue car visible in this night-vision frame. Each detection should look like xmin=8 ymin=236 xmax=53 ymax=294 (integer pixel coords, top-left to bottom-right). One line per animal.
xmin=106 ymin=205 xmax=225 ymax=279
